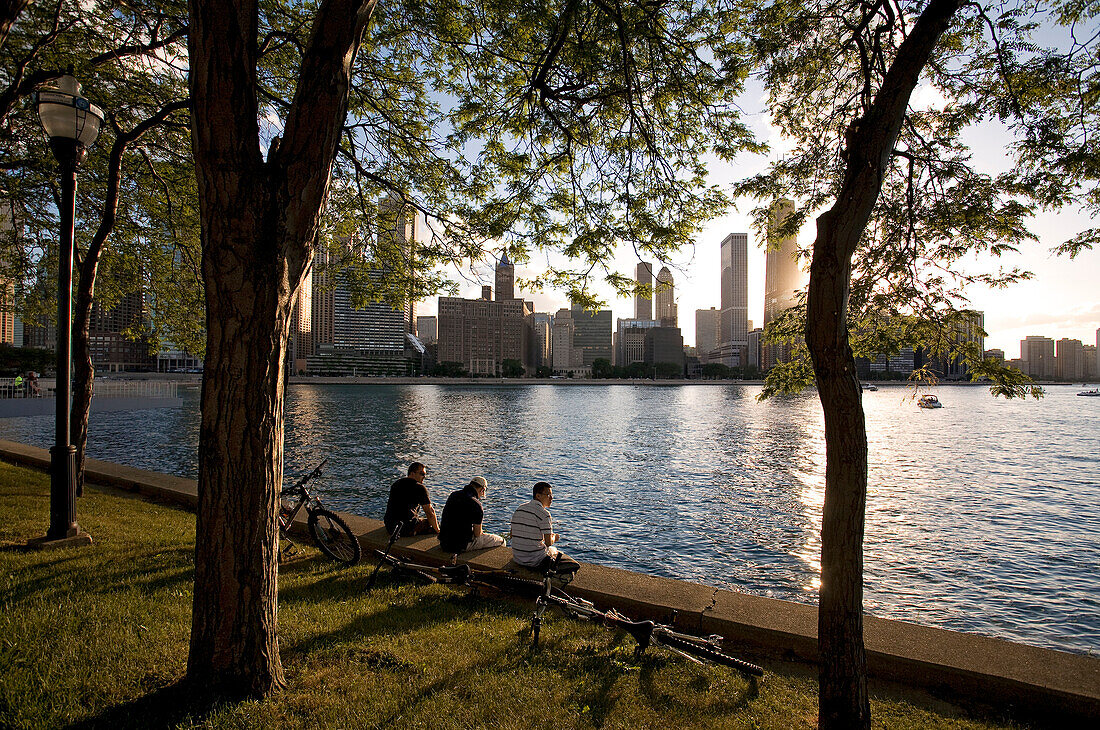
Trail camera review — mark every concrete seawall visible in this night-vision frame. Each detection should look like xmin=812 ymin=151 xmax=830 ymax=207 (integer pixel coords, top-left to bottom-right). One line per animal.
xmin=3 ymin=438 xmax=1096 ymax=722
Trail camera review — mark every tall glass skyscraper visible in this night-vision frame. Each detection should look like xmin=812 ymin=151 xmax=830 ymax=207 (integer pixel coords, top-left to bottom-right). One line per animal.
xmin=719 ymin=232 xmax=748 ymax=366
xmin=634 ymin=261 xmax=653 ymax=320
xmin=763 ymin=199 xmax=802 ymax=369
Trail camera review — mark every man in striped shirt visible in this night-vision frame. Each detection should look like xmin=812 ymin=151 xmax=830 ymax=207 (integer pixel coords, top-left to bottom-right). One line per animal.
xmin=509 ymin=482 xmax=579 ymax=572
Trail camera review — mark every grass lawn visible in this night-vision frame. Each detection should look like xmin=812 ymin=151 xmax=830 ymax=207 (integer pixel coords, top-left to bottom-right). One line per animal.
xmin=0 ymin=460 xmax=1028 ymax=729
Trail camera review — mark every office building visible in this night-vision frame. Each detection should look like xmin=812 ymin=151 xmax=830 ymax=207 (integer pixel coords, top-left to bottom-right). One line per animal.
xmin=288 ymin=263 xmax=313 ymax=374
xmin=695 ymin=307 xmax=721 ymax=361
xmin=437 ymin=288 xmax=531 ymax=376
xmin=616 ymin=318 xmax=660 ymax=366
xmin=1056 ymin=338 xmax=1086 ymax=381
xmin=416 ymin=316 xmax=437 ymax=344
xmin=985 ymin=348 xmax=1005 ymax=362
xmin=377 ymin=195 xmax=421 ymax=335
xmin=1020 ymin=335 xmax=1056 ymax=380
xmin=634 ymin=262 xmax=653 ymax=320
xmin=763 ymin=199 xmax=801 ymax=369
xmin=645 ymin=326 xmax=684 ymax=370
xmin=529 ymin=312 xmax=553 ymax=369
xmin=569 ymin=302 xmax=613 ymax=367
xmin=655 ymin=266 xmax=677 ymax=327
xmin=746 ymin=328 xmax=763 ymax=369
xmin=718 ymin=232 xmax=748 ymax=367
xmin=551 ymin=308 xmax=583 ymax=372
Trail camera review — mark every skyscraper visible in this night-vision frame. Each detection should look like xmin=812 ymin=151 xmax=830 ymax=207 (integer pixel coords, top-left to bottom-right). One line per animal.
xmin=437 ymin=294 xmax=530 ymax=375
xmin=634 ymin=261 xmax=653 ymax=320
xmin=695 ymin=307 xmax=720 ymax=359
xmin=763 ymin=199 xmax=801 ymax=369
xmin=570 ymin=301 xmax=613 ymax=366
xmin=1020 ymin=335 xmax=1056 ymax=379
xmin=655 ymin=266 xmax=677 ymax=327
xmin=495 ymin=252 xmax=515 ymax=301
xmin=718 ymin=232 xmax=748 ymax=366
xmin=378 ymin=195 xmax=420 ymax=335
xmin=1056 ymin=338 xmax=1086 ymax=381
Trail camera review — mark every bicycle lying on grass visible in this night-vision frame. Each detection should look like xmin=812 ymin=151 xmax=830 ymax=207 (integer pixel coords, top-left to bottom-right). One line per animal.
xmin=367 ymin=524 xmax=762 ymax=678
xmin=278 ymin=460 xmax=362 ymax=565
xmin=531 ymin=556 xmax=763 ymax=676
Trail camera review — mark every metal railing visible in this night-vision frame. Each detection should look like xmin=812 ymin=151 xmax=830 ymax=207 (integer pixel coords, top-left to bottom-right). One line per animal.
xmin=0 ymin=378 xmax=179 ymax=400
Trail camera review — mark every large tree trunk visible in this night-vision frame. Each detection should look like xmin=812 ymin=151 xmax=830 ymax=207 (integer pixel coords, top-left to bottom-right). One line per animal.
xmin=187 ymin=226 xmax=292 ymax=694
xmin=808 ymin=1 xmax=963 ymax=727
xmin=185 ymin=0 xmax=375 ymax=697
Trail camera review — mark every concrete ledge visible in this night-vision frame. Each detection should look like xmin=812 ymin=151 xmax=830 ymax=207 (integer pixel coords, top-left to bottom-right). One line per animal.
xmin=2 ymin=438 xmax=1097 ymax=722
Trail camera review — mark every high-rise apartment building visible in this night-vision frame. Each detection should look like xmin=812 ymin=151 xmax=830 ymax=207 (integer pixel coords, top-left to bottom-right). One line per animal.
xmin=1096 ymin=327 xmax=1099 ymax=379
xmin=718 ymin=232 xmax=748 ymax=367
xmin=1084 ymin=344 xmax=1098 ymax=379
xmin=634 ymin=262 xmax=653 ymax=320
xmin=695 ymin=307 xmax=720 ymax=360
xmin=495 ymin=252 xmax=515 ymax=301
xmin=1056 ymin=338 xmax=1086 ymax=381
xmin=1020 ymin=335 xmax=1056 ymax=380
xmin=655 ymin=266 xmax=677 ymax=327
xmin=763 ymin=199 xmax=801 ymax=369
xmin=88 ymin=291 xmax=156 ymax=371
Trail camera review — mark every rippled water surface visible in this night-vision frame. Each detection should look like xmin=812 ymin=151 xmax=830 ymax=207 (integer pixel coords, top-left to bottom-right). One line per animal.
xmin=3 ymin=382 xmax=1098 ymax=655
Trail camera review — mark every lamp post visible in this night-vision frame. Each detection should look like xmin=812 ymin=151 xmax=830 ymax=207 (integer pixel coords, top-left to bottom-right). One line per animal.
xmin=31 ymin=75 xmax=103 ymax=548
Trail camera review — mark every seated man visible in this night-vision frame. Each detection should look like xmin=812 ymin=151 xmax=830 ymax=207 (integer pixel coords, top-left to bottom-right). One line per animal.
xmin=438 ymin=476 xmax=506 ymax=554
xmin=509 ymin=481 xmax=579 ymax=573
xmin=383 ymin=462 xmax=439 ymax=537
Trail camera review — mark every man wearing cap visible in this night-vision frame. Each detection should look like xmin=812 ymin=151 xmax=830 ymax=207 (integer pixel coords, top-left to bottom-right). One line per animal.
xmin=438 ymin=476 xmax=506 ymax=554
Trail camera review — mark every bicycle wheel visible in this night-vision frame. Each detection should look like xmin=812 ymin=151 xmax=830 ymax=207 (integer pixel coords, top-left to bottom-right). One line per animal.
xmin=307 ymin=508 xmax=362 ymax=565
xmin=657 ymin=633 xmax=764 ymax=677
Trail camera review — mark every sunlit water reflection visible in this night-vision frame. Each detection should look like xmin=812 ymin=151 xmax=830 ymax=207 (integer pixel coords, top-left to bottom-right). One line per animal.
xmin=2 ymin=382 xmax=1097 ymax=655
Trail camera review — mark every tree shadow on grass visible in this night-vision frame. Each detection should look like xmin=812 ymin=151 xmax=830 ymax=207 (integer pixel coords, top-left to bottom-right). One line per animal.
xmin=63 ymin=680 xmax=229 ymax=730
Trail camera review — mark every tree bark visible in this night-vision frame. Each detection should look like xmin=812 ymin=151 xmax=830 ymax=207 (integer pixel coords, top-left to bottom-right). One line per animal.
xmin=185 ymin=0 xmax=375 ymax=697
xmin=0 ymin=0 xmax=29 ymax=51
xmin=808 ymin=1 xmax=963 ymax=727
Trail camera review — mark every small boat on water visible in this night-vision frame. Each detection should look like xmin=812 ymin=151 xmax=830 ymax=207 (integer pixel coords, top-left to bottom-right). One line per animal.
xmin=861 ymin=383 xmax=878 ymax=391
xmin=918 ymin=394 xmax=943 ymax=409
xmin=1078 ymin=388 xmax=1100 ymax=397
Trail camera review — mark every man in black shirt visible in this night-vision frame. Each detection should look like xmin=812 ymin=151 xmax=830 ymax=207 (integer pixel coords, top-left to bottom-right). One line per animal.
xmin=383 ymin=462 xmax=439 ymax=537
xmin=438 ymin=476 xmax=505 ymax=555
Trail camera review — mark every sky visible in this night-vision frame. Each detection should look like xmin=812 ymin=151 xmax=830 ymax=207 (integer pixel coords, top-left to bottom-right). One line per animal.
xmin=416 ymin=88 xmax=1100 ymax=361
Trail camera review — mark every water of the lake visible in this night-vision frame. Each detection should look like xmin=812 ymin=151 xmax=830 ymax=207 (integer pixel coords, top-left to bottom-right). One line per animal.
xmin=2 ymin=382 xmax=1097 ymax=656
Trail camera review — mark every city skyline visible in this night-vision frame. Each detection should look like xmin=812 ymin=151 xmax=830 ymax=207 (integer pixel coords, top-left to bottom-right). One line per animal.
xmin=417 ymin=199 xmax=1098 ymax=360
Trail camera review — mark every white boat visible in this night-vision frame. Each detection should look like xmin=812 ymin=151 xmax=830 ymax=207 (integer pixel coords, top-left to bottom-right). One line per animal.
xmin=918 ymin=394 xmax=943 ymax=409
xmin=861 ymin=383 xmax=878 ymax=391
xmin=1078 ymin=389 xmax=1100 ymax=397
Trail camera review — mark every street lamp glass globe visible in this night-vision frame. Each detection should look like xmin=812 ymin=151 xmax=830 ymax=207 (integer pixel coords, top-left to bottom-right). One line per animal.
xmin=36 ymin=75 xmax=104 ymax=149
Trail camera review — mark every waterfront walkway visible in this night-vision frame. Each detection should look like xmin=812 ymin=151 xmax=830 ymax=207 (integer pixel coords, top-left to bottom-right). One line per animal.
xmin=2 ymin=437 xmax=1096 ymax=723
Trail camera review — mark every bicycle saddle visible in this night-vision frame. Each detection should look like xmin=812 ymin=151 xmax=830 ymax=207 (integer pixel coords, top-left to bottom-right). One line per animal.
xmin=439 ymin=564 xmax=471 ymax=584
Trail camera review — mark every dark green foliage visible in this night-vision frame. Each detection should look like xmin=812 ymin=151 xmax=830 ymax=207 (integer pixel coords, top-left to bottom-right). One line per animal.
xmin=0 ymin=344 xmax=52 ymax=376
xmin=501 ymin=358 xmax=524 ymax=377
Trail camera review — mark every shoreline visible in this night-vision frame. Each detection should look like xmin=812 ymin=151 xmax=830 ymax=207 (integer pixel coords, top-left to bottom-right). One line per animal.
xmin=2 ymin=437 xmax=1096 ymax=722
